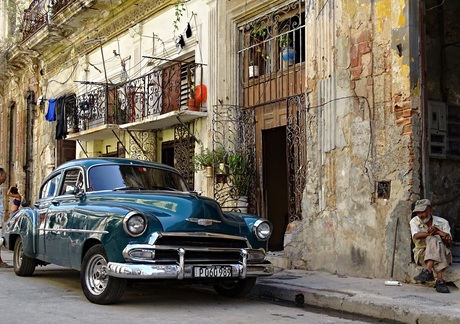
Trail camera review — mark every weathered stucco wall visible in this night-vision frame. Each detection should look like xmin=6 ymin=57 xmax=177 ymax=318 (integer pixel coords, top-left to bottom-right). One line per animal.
xmin=282 ymin=0 xmax=417 ymax=279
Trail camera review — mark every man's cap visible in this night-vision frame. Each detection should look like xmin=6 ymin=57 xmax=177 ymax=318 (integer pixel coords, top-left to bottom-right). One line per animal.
xmin=413 ymin=199 xmax=431 ymax=213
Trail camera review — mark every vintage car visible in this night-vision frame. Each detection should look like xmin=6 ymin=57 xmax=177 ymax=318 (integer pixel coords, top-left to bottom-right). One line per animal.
xmin=3 ymin=158 xmax=273 ymax=304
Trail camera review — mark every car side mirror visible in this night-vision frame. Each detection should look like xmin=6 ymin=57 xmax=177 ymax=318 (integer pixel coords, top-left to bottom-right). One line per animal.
xmin=21 ymin=199 xmax=29 ymax=207
xmin=65 ymin=185 xmax=81 ymax=195
xmin=191 ymin=190 xmax=202 ymax=196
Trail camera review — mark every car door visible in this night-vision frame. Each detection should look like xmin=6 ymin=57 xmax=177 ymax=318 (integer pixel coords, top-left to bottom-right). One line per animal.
xmin=36 ymin=172 xmax=62 ymax=261
xmin=43 ymin=168 xmax=84 ymax=266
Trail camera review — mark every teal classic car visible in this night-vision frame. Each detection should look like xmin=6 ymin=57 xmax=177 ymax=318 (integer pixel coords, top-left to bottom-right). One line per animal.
xmin=3 ymin=158 xmax=273 ymax=304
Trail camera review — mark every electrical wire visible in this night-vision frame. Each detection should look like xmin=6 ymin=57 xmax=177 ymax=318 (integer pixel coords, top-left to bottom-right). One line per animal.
xmin=305 ymin=95 xmax=374 ymax=187
xmin=426 ymin=0 xmax=445 ymax=11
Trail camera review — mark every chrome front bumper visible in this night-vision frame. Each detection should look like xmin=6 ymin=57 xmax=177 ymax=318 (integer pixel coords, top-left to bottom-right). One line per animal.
xmin=106 ymin=262 xmax=273 ymax=279
xmin=106 ymin=239 xmax=273 ymax=280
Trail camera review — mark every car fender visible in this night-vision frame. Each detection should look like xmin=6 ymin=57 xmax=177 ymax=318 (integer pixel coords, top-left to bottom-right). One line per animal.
xmin=4 ymin=208 xmax=39 ymax=257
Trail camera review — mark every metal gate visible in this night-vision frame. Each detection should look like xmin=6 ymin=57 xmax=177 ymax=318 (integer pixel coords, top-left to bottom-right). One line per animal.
xmin=212 ymin=104 xmax=256 ymax=212
xmin=286 ymin=94 xmax=306 ymax=222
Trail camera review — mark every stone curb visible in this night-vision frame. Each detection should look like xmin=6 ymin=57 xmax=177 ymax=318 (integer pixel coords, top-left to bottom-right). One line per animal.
xmin=252 ymin=280 xmax=460 ymax=324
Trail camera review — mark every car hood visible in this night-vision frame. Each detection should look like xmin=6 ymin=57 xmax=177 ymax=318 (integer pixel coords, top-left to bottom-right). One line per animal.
xmin=85 ymin=190 xmax=242 ymax=234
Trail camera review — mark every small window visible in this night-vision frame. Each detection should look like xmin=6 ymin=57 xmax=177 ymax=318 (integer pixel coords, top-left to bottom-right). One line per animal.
xmin=60 ymin=169 xmax=84 ymax=195
xmin=40 ymin=174 xmax=62 ymax=199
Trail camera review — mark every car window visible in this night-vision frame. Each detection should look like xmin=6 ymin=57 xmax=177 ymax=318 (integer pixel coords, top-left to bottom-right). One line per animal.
xmin=40 ymin=173 xmax=62 ymax=199
xmin=60 ymin=169 xmax=85 ymax=195
xmin=88 ymin=165 xmax=189 ymax=191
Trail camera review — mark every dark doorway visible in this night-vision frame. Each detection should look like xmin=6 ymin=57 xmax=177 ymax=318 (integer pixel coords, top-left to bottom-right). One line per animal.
xmin=263 ymin=126 xmax=289 ymax=251
xmin=162 ymin=141 xmax=175 ymax=167
xmin=56 ymin=140 xmax=76 ymax=166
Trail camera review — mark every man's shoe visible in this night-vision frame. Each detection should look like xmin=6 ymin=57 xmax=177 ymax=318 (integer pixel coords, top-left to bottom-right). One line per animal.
xmin=413 ymin=268 xmax=435 ymax=282
xmin=435 ymin=280 xmax=450 ymax=293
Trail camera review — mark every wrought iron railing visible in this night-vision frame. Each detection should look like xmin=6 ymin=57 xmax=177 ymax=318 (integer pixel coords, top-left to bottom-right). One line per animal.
xmin=70 ymin=62 xmax=201 ymax=132
xmin=21 ymin=0 xmax=75 ymax=42
xmin=238 ymin=1 xmax=305 ymax=108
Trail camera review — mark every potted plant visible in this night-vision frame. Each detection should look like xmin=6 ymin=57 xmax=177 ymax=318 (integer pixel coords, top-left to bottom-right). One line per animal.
xmin=249 ymin=23 xmax=270 ymax=78
xmin=248 ymin=58 xmax=260 ymax=78
xmin=213 ymin=146 xmax=228 ymax=175
xmin=280 ymin=34 xmax=296 ymax=66
xmin=192 ymin=149 xmax=214 ymax=177
xmin=186 ymin=66 xmax=199 ymax=111
xmin=227 ymin=152 xmax=251 ymax=200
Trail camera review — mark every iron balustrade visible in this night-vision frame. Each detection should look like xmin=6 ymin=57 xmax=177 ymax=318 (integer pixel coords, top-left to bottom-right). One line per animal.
xmin=70 ymin=62 xmax=200 ymax=132
xmin=20 ymin=0 xmax=73 ymax=41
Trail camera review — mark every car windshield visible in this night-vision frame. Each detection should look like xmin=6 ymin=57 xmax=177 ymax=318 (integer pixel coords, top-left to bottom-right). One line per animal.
xmin=88 ymin=164 xmax=189 ymax=192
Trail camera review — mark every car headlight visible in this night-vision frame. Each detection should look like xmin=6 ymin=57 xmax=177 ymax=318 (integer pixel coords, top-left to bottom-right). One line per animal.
xmin=123 ymin=211 xmax=147 ymax=237
xmin=253 ymin=219 xmax=272 ymax=241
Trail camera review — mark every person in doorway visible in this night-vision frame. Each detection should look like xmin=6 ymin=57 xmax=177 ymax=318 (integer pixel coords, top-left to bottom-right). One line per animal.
xmin=410 ymin=199 xmax=453 ymax=293
xmin=7 ymin=185 xmax=21 ymax=215
xmin=0 ymin=167 xmax=9 ymax=268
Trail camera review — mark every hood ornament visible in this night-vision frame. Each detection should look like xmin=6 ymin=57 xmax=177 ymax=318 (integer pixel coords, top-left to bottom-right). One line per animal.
xmin=186 ymin=218 xmax=221 ymax=226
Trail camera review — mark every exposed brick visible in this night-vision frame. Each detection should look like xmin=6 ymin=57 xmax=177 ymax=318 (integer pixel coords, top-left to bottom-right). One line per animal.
xmin=402 ymin=124 xmax=412 ymax=135
xmin=351 ymin=66 xmax=363 ymax=80
xmin=350 ymin=80 xmax=356 ymax=90
xmin=367 ymin=76 xmax=373 ymax=85
xmin=350 ymin=45 xmax=360 ymax=68
xmin=356 ymin=29 xmax=371 ymax=43
xmin=358 ymin=42 xmax=372 ymax=54
xmin=396 ymin=117 xmax=411 ymax=127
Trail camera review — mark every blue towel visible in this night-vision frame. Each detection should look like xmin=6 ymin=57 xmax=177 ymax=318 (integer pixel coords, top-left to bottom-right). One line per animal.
xmin=45 ymin=98 xmax=56 ymax=121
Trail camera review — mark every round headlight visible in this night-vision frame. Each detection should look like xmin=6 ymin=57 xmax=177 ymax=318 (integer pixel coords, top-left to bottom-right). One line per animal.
xmin=253 ymin=219 xmax=272 ymax=241
xmin=123 ymin=212 xmax=147 ymax=237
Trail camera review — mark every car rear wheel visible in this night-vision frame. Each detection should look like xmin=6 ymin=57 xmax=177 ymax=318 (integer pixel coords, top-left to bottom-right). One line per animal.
xmin=214 ymin=277 xmax=257 ymax=297
xmin=80 ymin=244 xmax=127 ymax=305
xmin=13 ymin=236 xmax=36 ymax=276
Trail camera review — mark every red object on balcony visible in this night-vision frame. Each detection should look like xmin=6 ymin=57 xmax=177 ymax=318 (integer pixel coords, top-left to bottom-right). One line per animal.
xmin=194 ymin=84 xmax=207 ymax=105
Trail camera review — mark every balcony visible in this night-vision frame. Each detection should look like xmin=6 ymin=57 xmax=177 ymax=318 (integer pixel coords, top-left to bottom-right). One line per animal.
xmin=18 ymin=0 xmax=112 ymax=51
xmin=65 ymin=62 xmax=207 ymax=141
xmin=238 ymin=2 xmax=305 ymax=108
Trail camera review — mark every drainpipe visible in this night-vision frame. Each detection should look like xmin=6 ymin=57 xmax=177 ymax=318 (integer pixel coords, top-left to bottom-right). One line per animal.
xmin=24 ymin=91 xmax=35 ymax=205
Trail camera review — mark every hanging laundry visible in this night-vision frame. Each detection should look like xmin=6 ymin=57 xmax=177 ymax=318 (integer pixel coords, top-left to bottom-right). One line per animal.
xmin=185 ymin=23 xmax=192 ymax=38
xmin=55 ymin=97 xmax=68 ymax=140
xmin=45 ymin=98 xmax=56 ymax=121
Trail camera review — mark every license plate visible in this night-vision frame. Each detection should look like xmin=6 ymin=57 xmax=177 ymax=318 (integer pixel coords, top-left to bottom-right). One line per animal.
xmin=193 ymin=266 xmax=232 ymax=278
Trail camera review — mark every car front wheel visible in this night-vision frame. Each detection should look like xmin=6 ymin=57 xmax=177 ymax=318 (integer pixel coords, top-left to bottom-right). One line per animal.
xmin=214 ymin=277 xmax=257 ymax=297
xmin=80 ymin=244 xmax=127 ymax=304
xmin=13 ymin=236 xmax=36 ymax=276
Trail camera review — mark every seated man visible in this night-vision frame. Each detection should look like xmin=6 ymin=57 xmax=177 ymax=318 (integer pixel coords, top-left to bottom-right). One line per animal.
xmin=410 ymin=199 xmax=453 ymax=293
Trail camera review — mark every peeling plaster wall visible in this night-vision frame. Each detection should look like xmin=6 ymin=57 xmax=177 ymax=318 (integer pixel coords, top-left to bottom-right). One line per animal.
xmin=283 ymin=0 xmax=417 ymax=279
xmin=0 ymin=60 xmax=41 ymax=207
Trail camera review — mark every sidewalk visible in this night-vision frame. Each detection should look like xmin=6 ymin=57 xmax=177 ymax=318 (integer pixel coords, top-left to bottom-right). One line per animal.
xmin=253 ymin=267 xmax=460 ymax=323
xmin=2 ymin=247 xmax=459 ymax=323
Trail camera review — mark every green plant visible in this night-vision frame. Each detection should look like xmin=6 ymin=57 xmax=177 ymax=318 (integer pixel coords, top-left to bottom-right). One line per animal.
xmin=251 ymin=23 xmax=270 ymax=62
xmin=213 ymin=146 xmax=227 ymax=164
xmin=188 ymin=66 xmax=195 ymax=99
xmin=279 ymin=34 xmax=292 ymax=49
xmin=192 ymin=149 xmax=214 ymax=171
xmin=227 ymin=152 xmax=251 ymax=198
xmin=213 ymin=146 xmax=228 ymax=175
xmin=173 ymin=1 xmax=187 ymax=31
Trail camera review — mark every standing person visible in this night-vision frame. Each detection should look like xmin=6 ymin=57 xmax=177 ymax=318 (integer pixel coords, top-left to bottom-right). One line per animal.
xmin=410 ymin=199 xmax=453 ymax=293
xmin=7 ymin=185 xmax=21 ymax=215
xmin=0 ymin=167 xmax=9 ymax=268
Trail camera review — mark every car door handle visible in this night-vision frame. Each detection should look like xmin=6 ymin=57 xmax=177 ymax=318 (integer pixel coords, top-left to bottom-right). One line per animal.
xmin=51 ymin=200 xmax=60 ymax=206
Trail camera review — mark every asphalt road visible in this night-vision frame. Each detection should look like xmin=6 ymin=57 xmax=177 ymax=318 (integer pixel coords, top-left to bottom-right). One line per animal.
xmin=0 ymin=260 xmax=385 ymax=324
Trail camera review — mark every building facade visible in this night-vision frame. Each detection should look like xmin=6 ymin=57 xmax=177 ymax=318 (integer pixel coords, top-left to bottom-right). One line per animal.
xmin=1 ymin=0 xmax=459 ymax=282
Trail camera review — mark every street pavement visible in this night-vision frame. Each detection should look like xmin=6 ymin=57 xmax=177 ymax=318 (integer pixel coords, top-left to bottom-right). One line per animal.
xmin=1 ymin=248 xmax=459 ymax=323
xmin=253 ymin=267 xmax=460 ymax=324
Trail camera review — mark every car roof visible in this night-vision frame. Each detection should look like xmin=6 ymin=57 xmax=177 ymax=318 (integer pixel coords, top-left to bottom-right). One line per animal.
xmin=55 ymin=157 xmax=179 ymax=173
